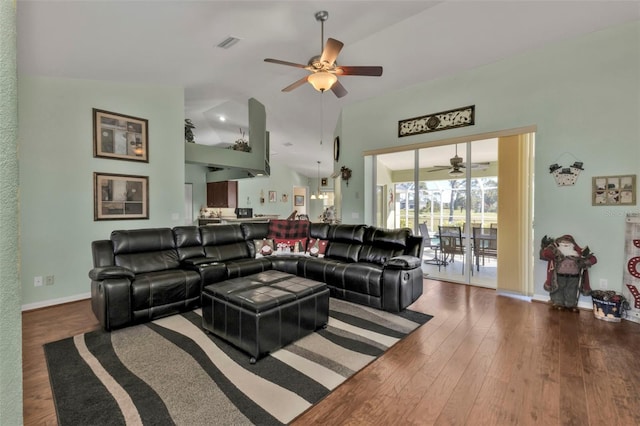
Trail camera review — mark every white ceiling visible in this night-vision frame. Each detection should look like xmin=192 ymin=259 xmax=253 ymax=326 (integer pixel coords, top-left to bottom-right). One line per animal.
xmin=16 ymin=1 xmax=640 ymax=177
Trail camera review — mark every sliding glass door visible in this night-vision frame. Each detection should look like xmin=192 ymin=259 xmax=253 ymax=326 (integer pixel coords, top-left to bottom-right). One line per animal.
xmin=376 ymin=139 xmax=498 ymax=287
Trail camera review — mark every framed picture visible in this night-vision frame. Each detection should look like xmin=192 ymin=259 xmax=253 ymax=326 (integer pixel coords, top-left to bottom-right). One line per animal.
xmin=321 ymin=177 xmax=328 ymax=186
xmin=94 ymin=172 xmax=149 ymax=220
xmin=294 ymin=195 xmax=305 ymax=206
xmin=592 ymin=174 xmax=636 ymax=206
xmin=268 ymin=190 xmax=277 ymax=203
xmin=93 ymin=108 xmax=148 ymax=162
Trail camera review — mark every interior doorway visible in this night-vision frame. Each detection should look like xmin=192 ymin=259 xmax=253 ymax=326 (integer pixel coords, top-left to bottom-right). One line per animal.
xmin=292 ymin=185 xmax=307 ymax=217
xmin=184 ymin=183 xmax=193 ymax=225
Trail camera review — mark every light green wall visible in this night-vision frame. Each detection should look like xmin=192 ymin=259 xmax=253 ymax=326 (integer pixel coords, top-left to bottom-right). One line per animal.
xmin=17 ymin=74 xmax=310 ymax=308
xmin=187 ymin=159 xmax=309 ymax=221
xmin=237 ymin=158 xmax=308 ymax=218
xmin=185 ymin=163 xmax=209 ymax=224
xmin=375 ymin=160 xmax=394 ymax=228
xmin=0 ymin=1 xmax=22 ymax=423
xmin=340 ymin=21 xmax=640 ymax=299
xmin=307 ymin=175 xmax=334 ymax=221
xmin=19 ymin=76 xmax=185 ymax=307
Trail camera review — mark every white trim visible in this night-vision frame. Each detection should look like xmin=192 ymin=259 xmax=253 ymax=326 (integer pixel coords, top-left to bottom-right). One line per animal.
xmin=363 ymin=125 xmax=538 ymax=157
xmin=532 ymin=293 xmax=593 ymax=310
xmin=22 ymin=292 xmax=91 ymax=312
xmin=497 ymin=290 xmax=532 ymax=302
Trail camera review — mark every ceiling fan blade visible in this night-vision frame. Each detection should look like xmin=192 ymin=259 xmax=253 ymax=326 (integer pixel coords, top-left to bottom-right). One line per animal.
xmin=331 ymin=79 xmax=348 ymax=98
xmin=336 ymin=66 xmax=383 ymax=76
xmin=320 ymin=38 xmax=343 ymax=66
xmin=282 ymin=76 xmax=309 ymax=92
xmin=462 ymin=162 xmax=491 ymax=169
xmin=427 ymin=166 xmax=451 ymax=172
xmin=264 ymin=58 xmax=307 ymax=69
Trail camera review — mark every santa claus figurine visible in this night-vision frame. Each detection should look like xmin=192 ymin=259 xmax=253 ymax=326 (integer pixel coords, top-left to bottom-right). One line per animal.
xmin=541 ymin=235 xmax=597 ymax=312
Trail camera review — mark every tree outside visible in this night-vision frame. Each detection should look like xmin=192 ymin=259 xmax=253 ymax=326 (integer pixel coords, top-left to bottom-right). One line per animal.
xmin=394 ymin=177 xmax=498 ymax=231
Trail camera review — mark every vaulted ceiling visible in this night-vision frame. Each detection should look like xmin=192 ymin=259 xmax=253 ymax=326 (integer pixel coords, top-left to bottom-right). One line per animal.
xmin=17 ymin=1 xmax=640 ymax=176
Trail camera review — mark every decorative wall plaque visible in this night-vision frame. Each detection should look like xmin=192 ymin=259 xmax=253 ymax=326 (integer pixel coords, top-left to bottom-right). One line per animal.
xmin=398 ymin=105 xmax=475 ymax=137
xmin=592 ymin=175 xmax=636 ymax=206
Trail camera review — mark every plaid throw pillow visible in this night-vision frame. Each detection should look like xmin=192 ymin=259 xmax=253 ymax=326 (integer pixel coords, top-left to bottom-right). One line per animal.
xmin=268 ymin=219 xmax=310 ymax=239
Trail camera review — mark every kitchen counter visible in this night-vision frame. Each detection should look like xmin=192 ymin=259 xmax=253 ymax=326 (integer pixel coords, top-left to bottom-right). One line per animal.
xmin=198 ymin=216 xmax=279 ymax=225
xmin=198 ymin=218 xmax=221 ymax=225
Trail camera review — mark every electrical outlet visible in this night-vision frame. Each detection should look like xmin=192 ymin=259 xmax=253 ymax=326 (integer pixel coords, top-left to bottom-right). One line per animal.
xmin=599 ymin=279 xmax=608 ymax=289
xmin=45 ymin=275 xmax=54 ymax=286
xmin=34 ymin=276 xmax=43 ymax=287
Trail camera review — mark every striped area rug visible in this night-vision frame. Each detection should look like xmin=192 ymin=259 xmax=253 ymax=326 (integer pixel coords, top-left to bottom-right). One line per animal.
xmin=44 ymin=298 xmax=431 ymax=425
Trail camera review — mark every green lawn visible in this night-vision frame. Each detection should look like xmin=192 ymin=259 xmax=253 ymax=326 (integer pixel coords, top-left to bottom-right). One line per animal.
xmin=397 ymin=210 xmax=498 ymax=231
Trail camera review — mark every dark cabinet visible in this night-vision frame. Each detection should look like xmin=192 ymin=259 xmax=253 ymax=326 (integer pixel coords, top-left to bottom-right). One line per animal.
xmin=207 ymin=181 xmax=237 ymax=208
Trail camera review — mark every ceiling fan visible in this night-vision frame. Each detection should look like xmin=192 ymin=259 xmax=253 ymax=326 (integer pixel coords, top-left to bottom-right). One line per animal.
xmin=264 ymin=10 xmax=383 ymax=98
xmin=428 ymin=145 xmax=490 ymax=176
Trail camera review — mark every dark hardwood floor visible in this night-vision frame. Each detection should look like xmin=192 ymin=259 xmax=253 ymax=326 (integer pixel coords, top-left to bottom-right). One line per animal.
xmin=23 ymin=280 xmax=640 ymax=425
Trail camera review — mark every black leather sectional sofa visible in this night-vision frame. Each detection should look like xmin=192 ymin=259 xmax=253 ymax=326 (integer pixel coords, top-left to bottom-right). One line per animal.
xmin=89 ymin=222 xmax=424 ymax=331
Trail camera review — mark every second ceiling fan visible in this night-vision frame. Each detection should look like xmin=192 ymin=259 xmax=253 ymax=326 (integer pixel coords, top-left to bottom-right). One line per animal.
xmin=264 ymin=10 xmax=383 ymax=98
xmin=428 ymin=145 xmax=491 ymax=176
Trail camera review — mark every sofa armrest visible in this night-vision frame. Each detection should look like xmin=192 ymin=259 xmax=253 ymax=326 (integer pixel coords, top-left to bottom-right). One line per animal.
xmin=384 ymin=255 xmax=421 ymax=270
xmin=381 ymin=266 xmax=423 ymax=312
xmin=89 ymin=266 xmax=135 ymax=281
xmin=90 ymin=274 xmax=133 ymax=331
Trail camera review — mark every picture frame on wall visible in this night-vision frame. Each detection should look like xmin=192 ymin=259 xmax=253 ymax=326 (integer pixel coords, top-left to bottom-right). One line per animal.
xmin=93 ymin=108 xmax=149 ymax=162
xmin=268 ymin=190 xmax=277 ymax=203
xmin=94 ymin=172 xmax=149 ymax=220
xmin=294 ymin=195 xmax=305 ymax=206
xmin=592 ymin=174 xmax=636 ymax=206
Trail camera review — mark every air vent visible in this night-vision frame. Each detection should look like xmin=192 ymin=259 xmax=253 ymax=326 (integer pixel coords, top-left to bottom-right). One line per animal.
xmin=217 ymin=36 xmax=241 ymax=49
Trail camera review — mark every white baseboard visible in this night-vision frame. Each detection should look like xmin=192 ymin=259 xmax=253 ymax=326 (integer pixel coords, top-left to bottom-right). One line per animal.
xmin=497 ymin=290 xmax=532 ymax=302
xmin=22 ymin=292 xmax=91 ymax=312
xmin=532 ymin=293 xmax=594 ymax=311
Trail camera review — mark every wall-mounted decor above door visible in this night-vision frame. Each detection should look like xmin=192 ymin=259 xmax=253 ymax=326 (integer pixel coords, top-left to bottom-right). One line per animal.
xmin=398 ymin=105 xmax=475 ymax=137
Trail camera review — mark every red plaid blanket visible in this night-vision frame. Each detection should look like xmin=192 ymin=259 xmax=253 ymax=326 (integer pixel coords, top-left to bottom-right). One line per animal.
xmin=268 ymin=219 xmax=310 ymax=239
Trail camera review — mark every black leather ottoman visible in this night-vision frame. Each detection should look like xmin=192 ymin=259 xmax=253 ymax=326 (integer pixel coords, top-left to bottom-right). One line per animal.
xmin=201 ymin=270 xmax=329 ymax=363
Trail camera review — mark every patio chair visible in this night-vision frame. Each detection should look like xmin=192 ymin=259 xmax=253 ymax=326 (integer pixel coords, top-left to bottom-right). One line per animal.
xmin=472 ymin=227 xmax=498 ymax=271
xmin=419 ymin=223 xmax=442 ymax=268
xmin=438 ymin=225 xmax=466 ymax=274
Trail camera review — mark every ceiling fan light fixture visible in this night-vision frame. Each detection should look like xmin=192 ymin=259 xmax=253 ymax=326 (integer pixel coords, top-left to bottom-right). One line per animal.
xmin=308 ymin=71 xmax=337 ymax=92
xmin=449 ymin=168 xmax=464 ymax=176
